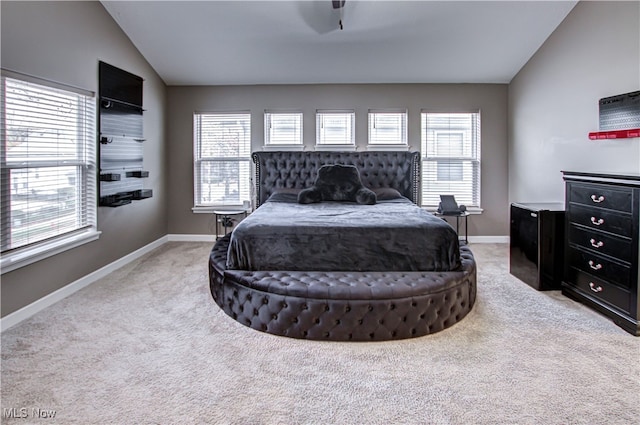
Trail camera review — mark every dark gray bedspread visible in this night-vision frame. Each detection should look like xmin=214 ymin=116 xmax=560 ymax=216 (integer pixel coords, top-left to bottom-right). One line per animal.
xmin=226 ymin=195 xmax=461 ymax=272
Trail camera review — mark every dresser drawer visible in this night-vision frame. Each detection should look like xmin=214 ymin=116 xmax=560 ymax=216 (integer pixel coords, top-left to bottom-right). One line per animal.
xmin=568 ymin=183 xmax=632 ymax=212
xmin=568 ymin=247 xmax=631 ymax=288
xmin=567 ymin=269 xmax=630 ymax=314
xmin=568 ymin=225 xmax=632 ymax=262
xmin=568 ymin=204 xmax=632 ymax=236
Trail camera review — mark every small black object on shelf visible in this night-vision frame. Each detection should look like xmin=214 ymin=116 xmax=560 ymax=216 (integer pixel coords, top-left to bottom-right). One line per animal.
xmin=125 ymin=170 xmax=149 ymax=178
xmin=129 ymin=189 xmax=153 ymax=200
xmin=100 ymin=173 xmax=121 ymax=182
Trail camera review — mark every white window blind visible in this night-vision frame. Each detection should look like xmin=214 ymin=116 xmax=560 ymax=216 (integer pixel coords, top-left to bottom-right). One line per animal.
xmin=264 ymin=112 xmax=303 ymax=146
xmin=194 ymin=112 xmax=251 ymax=207
xmin=316 ymin=110 xmax=355 ymax=147
xmin=1 ymin=72 xmax=97 ymax=260
xmin=421 ymin=112 xmax=481 ymax=208
xmin=368 ymin=110 xmax=407 ymax=145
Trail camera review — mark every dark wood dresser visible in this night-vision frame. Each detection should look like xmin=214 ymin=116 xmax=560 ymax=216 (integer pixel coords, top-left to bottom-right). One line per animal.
xmin=562 ymin=171 xmax=639 ymax=335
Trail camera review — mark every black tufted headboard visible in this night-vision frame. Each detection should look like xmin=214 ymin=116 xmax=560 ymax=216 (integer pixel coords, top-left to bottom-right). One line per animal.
xmin=252 ymin=151 xmax=421 ymax=208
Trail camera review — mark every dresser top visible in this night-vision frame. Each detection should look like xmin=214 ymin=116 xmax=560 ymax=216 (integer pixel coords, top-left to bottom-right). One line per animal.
xmin=562 ymin=170 xmax=640 ymax=186
xmin=511 ymin=202 xmax=565 ymax=212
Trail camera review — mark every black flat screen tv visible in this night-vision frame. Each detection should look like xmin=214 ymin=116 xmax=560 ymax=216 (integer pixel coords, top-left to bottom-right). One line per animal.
xmin=99 ymin=61 xmax=143 ymax=107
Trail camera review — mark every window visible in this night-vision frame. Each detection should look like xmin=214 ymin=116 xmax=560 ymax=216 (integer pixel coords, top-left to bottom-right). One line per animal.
xmin=434 ymin=132 xmax=464 ymax=181
xmin=368 ymin=110 xmax=408 ymax=147
xmin=1 ymin=71 xmax=98 ymax=273
xmin=315 ymin=110 xmax=355 ymax=149
xmin=421 ymin=112 xmax=480 ymax=208
xmin=264 ymin=112 xmax=303 ymax=148
xmin=193 ymin=112 xmax=251 ymax=209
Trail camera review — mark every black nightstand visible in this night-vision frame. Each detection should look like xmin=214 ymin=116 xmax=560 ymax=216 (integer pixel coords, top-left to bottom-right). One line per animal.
xmin=435 ymin=211 xmax=470 ymax=243
xmin=510 ymin=202 xmax=565 ymax=291
xmin=213 ymin=210 xmax=248 ymax=239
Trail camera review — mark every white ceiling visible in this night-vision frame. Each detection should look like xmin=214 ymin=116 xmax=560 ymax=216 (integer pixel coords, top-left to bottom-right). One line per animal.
xmin=101 ymin=0 xmax=577 ymax=86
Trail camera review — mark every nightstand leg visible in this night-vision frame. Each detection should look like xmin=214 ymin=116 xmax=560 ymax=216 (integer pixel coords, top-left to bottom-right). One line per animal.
xmin=464 ymin=214 xmax=468 ymax=243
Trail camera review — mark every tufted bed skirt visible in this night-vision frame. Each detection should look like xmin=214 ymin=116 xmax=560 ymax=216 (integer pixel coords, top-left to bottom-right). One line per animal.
xmin=209 ymin=235 xmax=477 ymax=341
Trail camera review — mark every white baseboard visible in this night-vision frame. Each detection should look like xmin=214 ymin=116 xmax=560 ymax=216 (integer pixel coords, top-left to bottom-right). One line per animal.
xmin=167 ymin=234 xmax=217 ymax=242
xmin=468 ymin=236 xmax=509 ymax=244
xmin=1 ymin=235 xmax=168 ymax=332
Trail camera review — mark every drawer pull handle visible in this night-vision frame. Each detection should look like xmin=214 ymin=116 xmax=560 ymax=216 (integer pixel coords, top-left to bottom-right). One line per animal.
xmin=589 ymin=238 xmax=604 ymax=248
xmin=588 ymin=260 xmax=603 ymax=271
xmin=590 ymin=217 xmax=604 ymax=226
xmin=590 ymin=194 xmax=605 ymax=203
xmin=589 ymin=282 xmax=603 ymax=293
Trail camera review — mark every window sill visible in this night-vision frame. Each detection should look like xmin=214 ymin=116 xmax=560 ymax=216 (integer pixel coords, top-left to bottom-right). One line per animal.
xmin=192 ymin=206 xmax=251 ymax=214
xmin=314 ymin=144 xmax=356 ymax=151
xmin=366 ymin=144 xmax=410 ymax=151
xmin=262 ymin=144 xmax=305 ymax=151
xmin=1 ymin=228 xmax=101 ymax=274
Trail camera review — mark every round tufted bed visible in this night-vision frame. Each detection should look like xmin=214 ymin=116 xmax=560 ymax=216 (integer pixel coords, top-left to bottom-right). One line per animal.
xmin=208 ymin=151 xmax=477 ymax=341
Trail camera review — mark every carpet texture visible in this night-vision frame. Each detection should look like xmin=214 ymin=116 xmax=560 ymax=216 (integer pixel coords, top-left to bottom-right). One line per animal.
xmin=1 ymin=242 xmax=639 ymax=424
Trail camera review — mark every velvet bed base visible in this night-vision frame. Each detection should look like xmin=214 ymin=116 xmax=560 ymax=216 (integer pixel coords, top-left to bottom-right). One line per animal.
xmin=210 ymin=235 xmax=477 ymax=341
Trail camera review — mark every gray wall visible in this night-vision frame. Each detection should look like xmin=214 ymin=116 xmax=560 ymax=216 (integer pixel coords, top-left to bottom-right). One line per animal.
xmin=508 ymin=1 xmax=640 ymax=204
xmin=1 ymin=1 xmax=168 ymax=316
xmin=167 ymin=84 xmax=509 ymax=238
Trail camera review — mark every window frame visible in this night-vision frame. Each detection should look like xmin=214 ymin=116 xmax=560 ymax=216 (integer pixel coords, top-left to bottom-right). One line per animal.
xmin=192 ymin=111 xmax=252 ymax=212
xmin=315 ymin=110 xmax=356 ymax=151
xmin=367 ymin=109 xmax=409 ymax=150
xmin=420 ymin=111 xmax=481 ymax=210
xmin=263 ymin=111 xmax=304 ymax=150
xmin=1 ymin=69 xmax=100 ymax=274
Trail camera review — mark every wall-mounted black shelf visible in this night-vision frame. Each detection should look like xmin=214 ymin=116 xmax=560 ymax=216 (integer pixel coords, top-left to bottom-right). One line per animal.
xmin=100 ymin=173 xmax=121 ymax=182
xmin=100 ymin=96 xmax=144 ymax=112
xmin=131 ymin=189 xmax=153 ymax=200
xmin=100 ymin=192 xmax=133 ymax=207
xmin=100 ymin=189 xmax=153 ymax=207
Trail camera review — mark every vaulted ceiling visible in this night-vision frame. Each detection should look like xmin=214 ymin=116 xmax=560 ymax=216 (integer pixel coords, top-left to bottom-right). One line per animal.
xmin=101 ymin=0 xmax=578 ymax=86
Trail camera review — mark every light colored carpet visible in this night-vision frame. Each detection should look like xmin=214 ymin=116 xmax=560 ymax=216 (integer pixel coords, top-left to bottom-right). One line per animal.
xmin=1 ymin=242 xmax=639 ymax=424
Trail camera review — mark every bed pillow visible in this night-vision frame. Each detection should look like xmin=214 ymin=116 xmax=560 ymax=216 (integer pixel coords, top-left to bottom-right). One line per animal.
xmin=373 ymin=187 xmax=403 ymax=201
xmin=271 ymin=188 xmax=301 ymax=194
xmin=266 ymin=188 xmax=301 ymax=203
xmin=298 ymin=164 xmax=377 ymax=205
